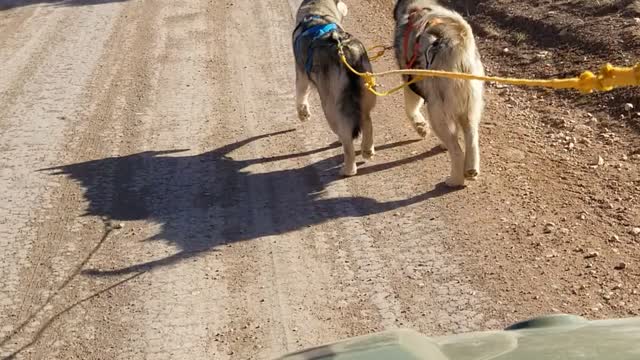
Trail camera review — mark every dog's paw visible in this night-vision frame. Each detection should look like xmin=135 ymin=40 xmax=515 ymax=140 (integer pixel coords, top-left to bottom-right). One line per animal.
xmin=297 ymin=104 xmax=311 ymax=122
xmin=464 ymin=169 xmax=479 ymax=180
xmin=362 ymin=147 xmax=375 ymax=160
xmin=340 ymin=164 xmax=357 ymax=177
xmin=413 ymin=121 xmax=430 ymax=138
xmin=445 ymin=176 xmax=465 ymax=188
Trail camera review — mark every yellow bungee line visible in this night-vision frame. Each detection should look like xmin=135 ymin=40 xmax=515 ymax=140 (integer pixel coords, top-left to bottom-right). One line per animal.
xmin=350 ymin=44 xmax=640 ymax=97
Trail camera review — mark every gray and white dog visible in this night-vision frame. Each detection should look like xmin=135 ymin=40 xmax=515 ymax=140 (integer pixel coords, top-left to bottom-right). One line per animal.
xmin=293 ymin=0 xmax=376 ymax=176
xmin=393 ymin=0 xmax=485 ymax=187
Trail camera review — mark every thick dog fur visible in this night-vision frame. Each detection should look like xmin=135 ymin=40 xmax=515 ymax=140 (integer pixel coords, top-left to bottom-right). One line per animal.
xmin=393 ymin=0 xmax=485 ymax=187
xmin=293 ymin=0 xmax=376 ymax=176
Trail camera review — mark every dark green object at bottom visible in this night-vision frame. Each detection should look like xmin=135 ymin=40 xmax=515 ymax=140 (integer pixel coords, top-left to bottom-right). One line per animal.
xmin=276 ymin=314 xmax=640 ymax=359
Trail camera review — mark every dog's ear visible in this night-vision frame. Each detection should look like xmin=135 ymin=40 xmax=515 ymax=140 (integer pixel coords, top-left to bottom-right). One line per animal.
xmin=337 ymin=1 xmax=348 ymax=17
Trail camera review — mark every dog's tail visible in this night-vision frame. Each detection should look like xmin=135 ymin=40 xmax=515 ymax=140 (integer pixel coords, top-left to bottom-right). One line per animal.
xmin=410 ymin=6 xmax=475 ymax=48
xmin=333 ymin=32 xmax=372 ymax=139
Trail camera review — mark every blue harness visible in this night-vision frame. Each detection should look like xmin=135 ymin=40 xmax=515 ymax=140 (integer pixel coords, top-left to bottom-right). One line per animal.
xmin=294 ymin=16 xmax=339 ymax=73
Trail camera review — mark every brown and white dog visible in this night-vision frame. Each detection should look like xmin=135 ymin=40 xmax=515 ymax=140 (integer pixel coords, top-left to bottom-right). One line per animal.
xmin=393 ymin=0 xmax=485 ymax=187
xmin=293 ymin=0 xmax=376 ymax=176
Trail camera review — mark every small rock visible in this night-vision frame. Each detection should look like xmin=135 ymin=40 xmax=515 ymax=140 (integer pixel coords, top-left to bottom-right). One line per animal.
xmin=573 ymin=124 xmax=592 ymax=135
xmin=544 ymin=223 xmax=556 ymax=234
xmin=503 ymin=48 xmax=510 ymax=53
xmin=614 ymin=262 xmax=627 ymax=270
xmin=624 ymin=103 xmax=634 ymax=112
xmin=586 ymin=263 xmax=593 ymax=268
xmin=635 ymin=18 xmax=640 ymax=24
xmin=584 ymin=251 xmax=599 ymax=259
xmin=114 ymin=223 xmax=124 ymax=229
xmin=610 ymin=234 xmax=620 ymax=243
xmin=613 ymin=284 xmax=623 ymax=290
xmin=590 ymin=155 xmax=605 ymax=167
xmin=603 ymin=293 xmax=612 ymax=300
xmin=631 ymin=227 xmax=640 ymax=237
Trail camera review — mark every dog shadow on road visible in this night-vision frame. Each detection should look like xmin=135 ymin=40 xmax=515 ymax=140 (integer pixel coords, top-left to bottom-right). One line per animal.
xmin=42 ymin=129 xmax=458 ymax=276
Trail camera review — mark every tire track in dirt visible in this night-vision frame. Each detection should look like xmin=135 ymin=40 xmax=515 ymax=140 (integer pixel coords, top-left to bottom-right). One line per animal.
xmin=285 ymin=0 xmax=407 ymax=330
xmin=0 ymin=4 xmax=132 ymax=357
xmin=36 ymin=0 xmax=230 ymax=357
xmin=210 ymin=1 xmax=325 ymax=357
xmin=0 ymin=1 xmax=162 ymax=357
xmin=0 ymin=6 xmax=78 ymax=128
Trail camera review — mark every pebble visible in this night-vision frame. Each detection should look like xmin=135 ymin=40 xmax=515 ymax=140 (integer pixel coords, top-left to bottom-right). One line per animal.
xmin=624 ymin=103 xmax=634 ymax=112
xmin=590 ymin=155 xmax=604 ymax=167
xmin=544 ymin=223 xmax=556 ymax=234
xmin=614 ymin=262 xmax=627 ymax=270
xmin=114 ymin=223 xmax=124 ymax=229
xmin=613 ymin=284 xmax=623 ymax=290
xmin=584 ymin=251 xmax=599 ymax=259
xmin=573 ymin=124 xmax=592 ymax=135
xmin=610 ymin=234 xmax=620 ymax=243
xmin=631 ymin=227 xmax=640 ymax=237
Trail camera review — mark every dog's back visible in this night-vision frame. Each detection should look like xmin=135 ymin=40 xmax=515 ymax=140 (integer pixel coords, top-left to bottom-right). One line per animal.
xmin=394 ymin=1 xmax=483 ymax=115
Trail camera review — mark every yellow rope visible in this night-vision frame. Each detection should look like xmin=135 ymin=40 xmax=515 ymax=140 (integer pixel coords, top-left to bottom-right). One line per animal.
xmin=366 ymin=45 xmax=392 ymax=62
xmin=341 ymin=44 xmax=640 ymax=96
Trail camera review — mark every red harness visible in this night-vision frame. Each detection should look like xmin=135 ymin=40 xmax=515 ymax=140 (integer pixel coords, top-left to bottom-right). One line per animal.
xmin=402 ymin=9 xmax=423 ymax=69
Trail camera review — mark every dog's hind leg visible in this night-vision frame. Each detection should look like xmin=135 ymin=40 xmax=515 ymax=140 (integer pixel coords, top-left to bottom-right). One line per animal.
xmin=429 ymin=110 xmax=465 ymax=187
xmin=296 ymin=69 xmax=312 ymax=122
xmin=403 ymin=86 xmax=430 ymax=138
xmin=339 ymin=134 xmax=357 ymax=176
xmin=360 ymin=112 xmax=375 ymax=160
xmin=334 ymin=118 xmax=357 ymax=176
xmin=461 ymin=90 xmax=482 ymax=179
xmin=460 ymin=115 xmax=480 ymax=180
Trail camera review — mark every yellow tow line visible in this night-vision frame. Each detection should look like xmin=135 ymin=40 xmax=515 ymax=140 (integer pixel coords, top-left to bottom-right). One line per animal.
xmin=346 ymin=44 xmax=640 ymax=97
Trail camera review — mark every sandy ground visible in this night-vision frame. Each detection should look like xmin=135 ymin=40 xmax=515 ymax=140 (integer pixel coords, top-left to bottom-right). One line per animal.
xmin=0 ymin=0 xmax=638 ymax=359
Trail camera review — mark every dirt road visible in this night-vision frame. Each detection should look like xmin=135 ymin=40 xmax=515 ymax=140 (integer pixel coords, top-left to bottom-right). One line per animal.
xmin=1 ymin=0 xmax=638 ymax=359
